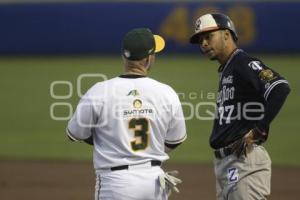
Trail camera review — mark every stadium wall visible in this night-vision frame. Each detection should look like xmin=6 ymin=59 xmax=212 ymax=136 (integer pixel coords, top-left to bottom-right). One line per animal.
xmin=0 ymin=2 xmax=299 ymax=54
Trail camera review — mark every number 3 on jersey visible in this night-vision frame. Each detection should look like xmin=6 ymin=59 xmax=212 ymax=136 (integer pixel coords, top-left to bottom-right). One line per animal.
xmin=129 ymin=118 xmax=149 ymax=151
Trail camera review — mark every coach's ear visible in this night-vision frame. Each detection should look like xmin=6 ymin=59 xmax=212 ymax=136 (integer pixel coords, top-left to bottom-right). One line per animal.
xmin=145 ymin=54 xmax=155 ymax=69
xmin=144 ymin=55 xmax=151 ymax=69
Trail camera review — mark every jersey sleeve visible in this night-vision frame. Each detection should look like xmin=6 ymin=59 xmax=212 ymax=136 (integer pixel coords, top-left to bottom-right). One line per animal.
xmin=236 ymin=58 xmax=289 ymax=100
xmin=165 ymin=94 xmax=187 ymax=145
xmin=67 ymin=94 xmax=98 ymax=141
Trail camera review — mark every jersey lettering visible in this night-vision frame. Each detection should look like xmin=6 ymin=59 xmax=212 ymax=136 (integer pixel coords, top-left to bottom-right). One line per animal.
xmin=217 ymin=86 xmax=235 ymax=105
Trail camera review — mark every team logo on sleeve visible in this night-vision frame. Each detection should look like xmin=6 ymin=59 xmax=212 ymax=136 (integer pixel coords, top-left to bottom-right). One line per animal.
xmin=127 ymin=89 xmax=140 ymax=96
xmin=248 ymin=61 xmax=263 ymax=71
xmin=259 ymin=69 xmax=276 ymax=81
xmin=133 ymin=99 xmax=143 ymax=109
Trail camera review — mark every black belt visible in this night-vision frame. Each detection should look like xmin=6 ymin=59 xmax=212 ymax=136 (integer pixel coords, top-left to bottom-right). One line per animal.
xmin=110 ymin=160 xmax=161 ymax=171
xmin=214 ymin=147 xmax=233 ymax=159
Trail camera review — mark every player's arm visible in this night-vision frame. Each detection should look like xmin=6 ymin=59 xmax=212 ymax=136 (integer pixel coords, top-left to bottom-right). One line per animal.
xmin=165 ymin=140 xmax=186 ymax=153
xmin=165 ymin=94 xmax=187 ymax=153
xmin=256 ymin=83 xmax=290 ymax=132
xmin=66 ymin=96 xmax=97 ymax=146
xmin=237 ymin=58 xmax=290 ymax=143
xmin=242 ymin=82 xmax=290 ymax=145
xmin=67 ymin=129 xmax=94 ymax=145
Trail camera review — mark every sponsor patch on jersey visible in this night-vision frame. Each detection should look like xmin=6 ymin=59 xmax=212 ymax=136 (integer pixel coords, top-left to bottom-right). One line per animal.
xmin=248 ymin=60 xmax=263 ymax=71
xmin=259 ymin=69 xmax=276 ymax=81
xmin=127 ymin=89 xmax=140 ymax=96
xmin=123 ymin=108 xmax=153 ymax=117
xmin=227 ymin=167 xmax=239 ymax=184
xmin=133 ymin=99 xmax=142 ymax=109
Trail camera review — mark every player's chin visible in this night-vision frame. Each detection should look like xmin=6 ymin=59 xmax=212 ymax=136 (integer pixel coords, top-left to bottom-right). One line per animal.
xmin=204 ymin=51 xmax=216 ymax=60
xmin=209 ymin=56 xmax=217 ymax=61
xmin=206 ymin=54 xmax=217 ymax=60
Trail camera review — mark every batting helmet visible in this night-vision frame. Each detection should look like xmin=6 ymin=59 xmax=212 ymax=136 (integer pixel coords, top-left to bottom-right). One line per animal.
xmin=190 ymin=13 xmax=238 ymax=44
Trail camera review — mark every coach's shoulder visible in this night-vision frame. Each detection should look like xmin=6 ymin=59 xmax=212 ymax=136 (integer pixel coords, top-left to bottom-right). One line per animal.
xmin=157 ymin=82 xmax=180 ymax=101
xmin=83 ymin=77 xmax=116 ymax=98
xmin=152 ymin=78 xmax=177 ymax=91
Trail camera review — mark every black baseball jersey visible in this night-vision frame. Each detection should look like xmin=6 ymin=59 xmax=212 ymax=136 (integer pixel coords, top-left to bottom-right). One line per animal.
xmin=210 ymin=49 xmax=289 ymax=149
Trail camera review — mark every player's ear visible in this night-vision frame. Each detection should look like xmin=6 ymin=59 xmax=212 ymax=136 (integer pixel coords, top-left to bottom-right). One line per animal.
xmin=223 ymin=30 xmax=231 ymax=41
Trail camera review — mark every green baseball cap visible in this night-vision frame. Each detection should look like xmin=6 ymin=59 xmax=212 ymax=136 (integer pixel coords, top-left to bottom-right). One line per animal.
xmin=122 ymin=28 xmax=165 ymax=61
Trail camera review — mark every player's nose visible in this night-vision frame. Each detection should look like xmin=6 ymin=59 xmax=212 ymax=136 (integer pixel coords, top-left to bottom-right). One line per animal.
xmin=200 ymin=38 xmax=209 ymax=47
xmin=199 ymin=40 xmax=208 ymax=53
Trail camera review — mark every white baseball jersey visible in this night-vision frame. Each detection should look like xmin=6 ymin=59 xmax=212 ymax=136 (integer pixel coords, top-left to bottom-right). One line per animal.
xmin=67 ymin=75 xmax=186 ymax=170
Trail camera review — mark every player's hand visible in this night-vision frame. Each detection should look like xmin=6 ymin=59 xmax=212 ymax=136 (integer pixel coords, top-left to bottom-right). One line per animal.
xmin=244 ymin=127 xmax=268 ymax=145
xmin=232 ymin=127 xmax=268 ymax=158
xmin=159 ymin=170 xmax=182 ymax=196
xmin=231 ymin=137 xmax=247 ymax=158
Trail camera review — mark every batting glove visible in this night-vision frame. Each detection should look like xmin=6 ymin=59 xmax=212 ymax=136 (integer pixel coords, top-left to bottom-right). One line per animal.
xmin=159 ymin=170 xmax=182 ymax=196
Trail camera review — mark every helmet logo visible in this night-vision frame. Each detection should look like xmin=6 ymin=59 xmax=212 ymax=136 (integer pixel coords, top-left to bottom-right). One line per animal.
xmin=195 ymin=18 xmax=202 ymax=32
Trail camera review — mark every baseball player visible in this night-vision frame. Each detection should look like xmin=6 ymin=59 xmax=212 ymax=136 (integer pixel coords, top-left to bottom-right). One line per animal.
xmin=67 ymin=28 xmax=186 ymax=200
xmin=190 ymin=13 xmax=290 ymax=199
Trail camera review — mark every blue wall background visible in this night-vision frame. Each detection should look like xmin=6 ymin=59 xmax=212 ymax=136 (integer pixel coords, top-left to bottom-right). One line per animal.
xmin=0 ymin=2 xmax=299 ymax=54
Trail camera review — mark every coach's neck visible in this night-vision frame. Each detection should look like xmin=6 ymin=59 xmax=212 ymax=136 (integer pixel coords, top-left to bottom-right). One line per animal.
xmin=123 ymin=56 xmax=152 ymax=76
xmin=124 ymin=66 xmax=147 ymax=76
